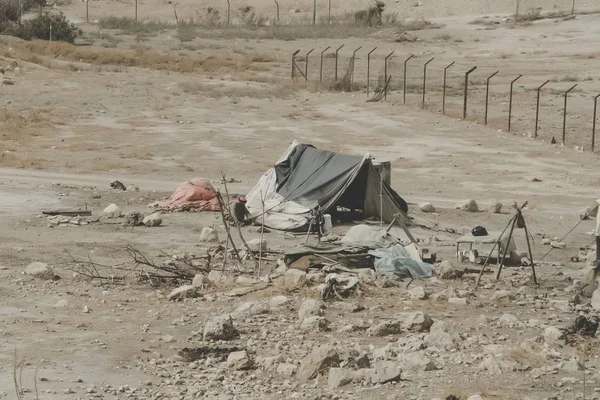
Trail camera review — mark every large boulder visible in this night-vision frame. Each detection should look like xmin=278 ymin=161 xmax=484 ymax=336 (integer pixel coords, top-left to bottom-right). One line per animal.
xmin=297 ymin=345 xmax=340 ymax=380
xmin=203 ymin=315 xmax=238 ymax=341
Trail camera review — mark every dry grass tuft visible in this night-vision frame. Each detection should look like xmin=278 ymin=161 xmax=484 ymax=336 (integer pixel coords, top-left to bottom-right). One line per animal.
xmin=0 ymin=153 xmax=47 ymax=169
xmin=119 ymin=148 xmax=154 ymax=160
xmin=0 ymin=108 xmax=56 ymax=144
xmin=506 ymin=344 xmax=547 ymax=369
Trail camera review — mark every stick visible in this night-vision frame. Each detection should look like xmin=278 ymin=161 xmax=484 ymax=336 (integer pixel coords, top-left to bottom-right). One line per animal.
xmin=475 ymin=214 xmax=517 ymax=288
xmin=257 ymin=190 xmax=265 ymax=278
xmin=496 ymin=216 xmax=518 ymax=281
xmin=215 ymin=191 xmax=243 ymax=265
xmin=522 ymin=212 xmax=538 ymax=286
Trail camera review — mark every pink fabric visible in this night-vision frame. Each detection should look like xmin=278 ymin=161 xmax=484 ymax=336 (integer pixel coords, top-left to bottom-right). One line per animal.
xmin=156 ymin=178 xmax=220 ymax=211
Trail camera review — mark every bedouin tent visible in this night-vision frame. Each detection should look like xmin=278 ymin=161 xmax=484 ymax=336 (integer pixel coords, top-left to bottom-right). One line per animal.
xmin=245 ymin=140 xmax=408 ymax=231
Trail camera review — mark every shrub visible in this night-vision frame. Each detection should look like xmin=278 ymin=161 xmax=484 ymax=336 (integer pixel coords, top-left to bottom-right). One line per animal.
xmin=98 ymin=16 xmax=170 ymax=34
xmin=7 ymin=12 xmax=81 ymax=43
xmin=354 ymin=0 xmax=385 ymax=26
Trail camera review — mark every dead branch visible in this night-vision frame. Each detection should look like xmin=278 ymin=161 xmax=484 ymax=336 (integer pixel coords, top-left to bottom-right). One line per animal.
xmin=216 ymin=190 xmax=243 ymax=266
xmin=64 ymin=252 xmax=126 ymax=285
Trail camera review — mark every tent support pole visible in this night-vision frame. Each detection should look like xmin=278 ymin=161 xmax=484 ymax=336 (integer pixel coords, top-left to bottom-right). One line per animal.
xmin=379 ymin=175 xmax=383 ymax=229
xmin=475 ymin=214 xmax=517 ymax=288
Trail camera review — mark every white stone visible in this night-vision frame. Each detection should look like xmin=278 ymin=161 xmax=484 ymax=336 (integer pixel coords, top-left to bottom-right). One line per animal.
xmin=543 ymin=326 xmax=565 ymax=344
xmin=103 ymin=204 xmax=122 ymax=218
xmin=448 ymin=297 xmax=468 ymax=306
xmin=400 ymin=351 xmax=437 ymax=371
xmin=54 ymin=299 xmax=68 ymax=308
xmin=284 ymin=269 xmax=307 ymax=290
xmin=368 ymin=320 xmax=403 ymax=336
xmin=371 ymin=361 xmax=402 ymax=384
xmin=467 ymin=395 xmax=484 ymax=400
xmin=327 ymin=368 xmax=370 ymax=388
xmin=276 ymin=363 xmax=297 ymax=377
xmin=227 ymin=350 xmax=253 ymax=370
xmin=247 ymin=239 xmax=268 ymax=252
xmin=25 ymin=262 xmax=56 ymax=280
xmin=399 ymin=311 xmax=433 ymax=332
xmin=269 ymin=295 xmax=290 ymax=308
xmin=298 ymin=299 xmax=324 ymax=322
xmin=203 ymin=315 xmax=238 ymax=341
xmin=591 ymin=288 xmax=600 ymax=310
xmin=231 ymin=301 xmax=269 ymax=320
xmin=491 ymin=290 xmax=514 ymax=300
xmin=408 ymin=286 xmax=427 ymax=300
xmin=297 ymin=345 xmax=340 ymax=380
xmin=542 ymin=238 xmax=552 ymax=245
xmin=192 ymin=273 xmax=210 ymax=288
xmin=143 ymin=213 xmax=162 ymax=227
xmin=434 ymin=260 xmax=464 ymax=279
xmin=456 ymin=199 xmax=479 ymax=212
xmin=497 ymin=313 xmax=519 ymax=327
xmin=207 ymin=270 xmax=235 ymax=287
xmin=419 ymin=202 xmax=436 ymax=213
xmin=199 ymin=227 xmax=219 ymax=242
xmin=168 ymin=285 xmax=199 ymax=301
xmin=300 ymin=316 xmax=330 ymax=332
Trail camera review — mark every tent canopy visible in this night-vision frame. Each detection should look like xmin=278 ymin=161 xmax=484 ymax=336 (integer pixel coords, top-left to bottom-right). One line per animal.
xmin=246 ymin=140 xmax=408 ymax=231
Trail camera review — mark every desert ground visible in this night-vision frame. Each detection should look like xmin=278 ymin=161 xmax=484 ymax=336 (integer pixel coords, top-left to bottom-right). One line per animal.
xmin=2 ymin=0 xmax=600 ymax=399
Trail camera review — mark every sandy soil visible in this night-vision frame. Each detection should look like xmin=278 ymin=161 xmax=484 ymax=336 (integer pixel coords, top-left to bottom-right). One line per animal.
xmin=2 ymin=2 xmax=600 ymax=399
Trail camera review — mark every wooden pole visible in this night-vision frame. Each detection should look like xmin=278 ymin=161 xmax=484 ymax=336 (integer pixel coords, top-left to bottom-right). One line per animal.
xmin=496 ymin=216 xmax=518 ymax=281
xmin=475 ymin=214 xmax=517 ymax=288
xmin=522 ymin=212 xmax=538 ymax=286
xmin=257 ymin=190 xmax=265 ymax=278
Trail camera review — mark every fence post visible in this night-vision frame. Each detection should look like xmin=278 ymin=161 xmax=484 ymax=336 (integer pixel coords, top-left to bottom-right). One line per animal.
xmin=384 ymin=51 xmax=395 ymax=101
xmin=86 ymin=0 xmax=89 ymax=23
xmin=291 ymin=50 xmax=300 ymax=79
xmin=350 ymin=46 xmax=362 ymax=91
xmin=572 ymin=0 xmax=576 ymax=14
xmin=328 ymin=0 xmax=331 ymax=24
xmin=334 ymin=44 xmax=344 ymax=82
xmin=312 ymin=0 xmax=316 ymax=25
xmin=320 ymin=46 xmax=330 ymax=83
xmin=304 ymin=48 xmax=314 ymax=82
xmin=49 ymin=22 xmax=52 ymax=41
xmin=593 ymin=94 xmax=600 ymax=152
xmin=463 ymin=66 xmax=478 ymax=119
xmin=534 ymin=80 xmax=550 ymax=138
xmin=484 ymin=71 xmax=499 ymax=125
xmin=226 ymin=0 xmax=231 ymax=25
xmin=135 ymin=0 xmax=138 ymax=21
xmin=442 ymin=61 xmax=455 ymax=115
xmin=403 ymin=54 xmax=414 ymax=104
xmin=507 ymin=74 xmax=523 ymax=131
xmin=366 ymin=47 xmax=377 ymax=97
xmin=563 ymin=84 xmax=577 ymax=146
xmin=274 ymin=0 xmax=279 ymax=24
xmin=422 ymin=57 xmax=434 ymax=108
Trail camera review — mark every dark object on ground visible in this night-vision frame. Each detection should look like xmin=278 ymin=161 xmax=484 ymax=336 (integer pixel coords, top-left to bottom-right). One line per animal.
xmin=471 ymin=226 xmax=488 ymax=237
xmin=445 ymin=396 xmax=460 ymax=400
xmin=42 ymin=209 xmax=91 ymax=216
xmin=233 ymin=196 xmax=251 ymax=225
xmin=178 ymin=346 xmax=244 ymax=362
xmin=566 ymin=315 xmax=599 ymax=338
xmin=110 ymin=180 xmax=127 ymax=191
xmin=551 ymin=136 xmax=557 ymax=144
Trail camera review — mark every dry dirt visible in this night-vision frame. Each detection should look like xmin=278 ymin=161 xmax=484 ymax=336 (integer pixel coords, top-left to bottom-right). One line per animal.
xmin=2 ymin=1 xmax=600 ymax=399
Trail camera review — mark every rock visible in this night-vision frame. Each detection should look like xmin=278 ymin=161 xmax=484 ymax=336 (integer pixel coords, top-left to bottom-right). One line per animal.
xmin=491 ymin=290 xmax=514 ymax=300
xmin=561 ymin=358 xmax=584 ymax=372
xmin=368 ymin=320 xmax=403 ymax=336
xmin=433 ymin=260 xmax=464 ymax=279
xmin=290 ymin=255 xmax=319 ymax=272
xmin=143 ymin=213 xmax=162 ymax=227
xmin=456 ymin=199 xmax=479 ymax=212
xmin=297 ymin=345 xmax=340 ymax=380
xmin=276 ymin=363 xmax=297 ymax=377
xmin=110 ymin=180 xmax=126 ymax=190
xmin=54 ymin=299 xmax=68 ymax=308
xmin=199 ymin=227 xmax=219 ymax=242
xmin=284 ymin=269 xmax=307 ymax=290
xmin=400 ymin=311 xmax=433 ymax=332
xmin=247 ymin=239 xmax=268 ymax=252
xmin=542 ymin=238 xmax=552 ymax=245
xmin=269 ymin=295 xmax=290 ymax=308
xmin=549 ymin=299 xmax=570 ymax=312
xmin=327 ymin=368 xmax=370 ymax=388
xmin=419 ymin=202 xmax=436 ymax=213
xmin=25 ymin=262 xmax=58 ymax=280
xmin=192 ymin=273 xmax=210 ymax=288
xmin=543 ymin=326 xmax=566 ymax=344
xmin=207 ymin=270 xmax=235 ymax=287
xmin=467 ymin=395 xmax=484 ymax=400
xmin=488 ymin=200 xmax=502 ymax=214
xmin=425 ymin=328 xmax=459 ymax=350
xmin=2 ymin=78 xmax=14 ymax=85
xmin=168 ymin=285 xmax=199 ymax=301
xmin=371 ymin=361 xmax=402 ymax=384
xmin=256 ymin=355 xmax=283 ymax=370
xmin=300 ymin=316 xmax=331 ymax=332
xmin=103 ymin=204 xmax=122 ymax=218
xmin=498 ymin=313 xmax=520 ymax=327
xmin=591 ymin=288 xmax=600 ymax=310
xmin=298 ymin=299 xmax=324 ymax=322
xmin=448 ymin=297 xmax=468 ymax=306
xmin=478 ymin=355 xmax=516 ymax=375
xmin=551 ymin=241 xmax=566 ymax=249
xmin=401 ymin=352 xmax=437 ymax=371
xmin=203 ymin=315 xmax=238 ymax=341
xmin=123 ymin=211 xmax=144 ymax=226
xmin=231 ymin=301 xmax=269 ymax=320
xmin=408 ymin=286 xmax=427 ymax=300
xmin=227 ymin=350 xmax=253 ymax=370
xmin=235 ymin=275 xmax=259 ymax=286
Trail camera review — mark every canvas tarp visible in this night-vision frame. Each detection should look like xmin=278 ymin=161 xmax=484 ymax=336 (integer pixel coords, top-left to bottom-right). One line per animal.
xmin=246 ymin=140 xmax=408 ymax=231
xmin=156 ymin=178 xmax=220 ymax=212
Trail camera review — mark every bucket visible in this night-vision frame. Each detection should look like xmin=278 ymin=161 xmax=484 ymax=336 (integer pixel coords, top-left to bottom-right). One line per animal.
xmin=372 ymin=160 xmax=391 ymax=186
xmin=323 ymin=214 xmax=332 ymax=233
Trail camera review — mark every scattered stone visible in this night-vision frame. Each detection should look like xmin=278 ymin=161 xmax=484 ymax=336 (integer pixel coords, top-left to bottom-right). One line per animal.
xmin=327 ymin=368 xmax=369 ymax=388
xmin=542 ymin=238 xmax=552 ymax=245
xmin=368 ymin=320 xmax=403 ymax=336
xmin=488 ymin=200 xmax=502 ymax=214
xmin=419 ymin=202 xmax=436 ymax=213
xmin=491 ymin=290 xmax=514 ymax=301
xmin=168 ymin=285 xmax=199 ymax=301
xmin=434 ymin=260 xmax=465 ymax=279
xmin=561 ymin=358 xmax=584 ymax=372
xmin=300 ymin=316 xmax=331 ymax=332
xmin=590 ymin=288 xmax=600 ymax=310
xmin=401 ymin=352 xmax=437 ymax=371
xmin=143 ymin=213 xmax=162 ymax=227
xmin=192 ymin=273 xmax=210 ymax=289
xmin=276 ymin=363 xmax=297 ymax=377
xmin=103 ymin=204 xmax=122 ymax=218
xmin=284 ymin=269 xmax=307 ymax=290
xmin=543 ymin=326 xmax=566 ymax=344
xmin=297 ymin=345 xmax=340 ymax=380
xmin=269 ymin=295 xmax=290 ymax=308
xmin=498 ymin=313 xmax=520 ymax=327
xmin=290 ymin=255 xmax=320 ymax=272
xmin=456 ymin=199 xmax=479 ymax=212
xmin=247 ymin=238 xmax=268 ymax=252
xmin=448 ymin=297 xmax=468 ymax=306
xmin=2 ymin=78 xmax=14 ymax=85
xmin=110 ymin=180 xmax=126 ymax=190
xmin=199 ymin=227 xmax=219 ymax=242
xmin=203 ymin=315 xmax=238 ymax=341
xmin=551 ymin=241 xmax=566 ymax=249
xmin=467 ymin=395 xmax=484 ymax=400
xmin=256 ymin=355 xmax=283 ymax=370
xmin=371 ymin=361 xmax=402 ymax=384
xmin=408 ymin=285 xmax=427 ymax=300
xmin=25 ymin=262 xmax=58 ymax=280
xmin=207 ymin=270 xmax=235 ymax=287
xmin=566 ymin=315 xmax=599 ymax=337
xmin=231 ymin=301 xmax=269 ymax=320
xmin=54 ymin=299 xmax=68 ymax=308
xmin=298 ymin=299 xmax=324 ymax=322
xmin=123 ymin=211 xmax=144 ymax=226
xmin=400 ymin=311 xmax=434 ymax=332
xmin=227 ymin=350 xmax=253 ymax=370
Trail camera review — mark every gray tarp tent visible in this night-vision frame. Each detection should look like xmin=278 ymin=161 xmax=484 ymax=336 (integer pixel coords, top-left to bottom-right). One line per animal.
xmin=245 ymin=140 xmax=408 ymax=231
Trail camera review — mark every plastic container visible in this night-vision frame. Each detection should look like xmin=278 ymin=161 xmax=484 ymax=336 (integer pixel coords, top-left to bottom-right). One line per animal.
xmin=323 ymin=214 xmax=332 ymax=233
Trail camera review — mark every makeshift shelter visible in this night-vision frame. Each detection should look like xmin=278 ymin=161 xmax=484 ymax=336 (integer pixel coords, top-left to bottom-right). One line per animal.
xmin=246 ymin=140 xmax=408 ymax=231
